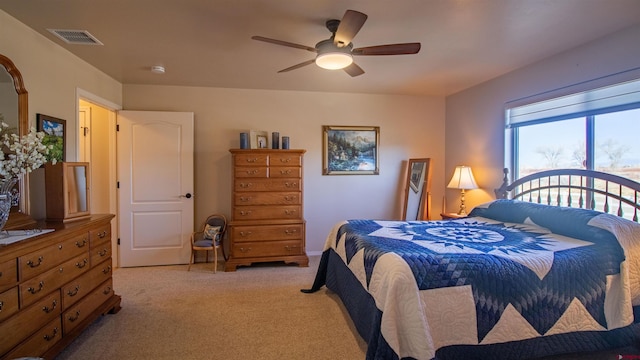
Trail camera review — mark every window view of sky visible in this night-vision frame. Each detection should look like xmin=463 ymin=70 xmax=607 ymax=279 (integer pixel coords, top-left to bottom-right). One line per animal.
xmin=517 ymin=108 xmax=640 ymax=173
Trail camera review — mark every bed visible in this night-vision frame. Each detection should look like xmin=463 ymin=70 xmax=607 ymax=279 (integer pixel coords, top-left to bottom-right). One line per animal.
xmin=303 ymin=168 xmax=640 ymax=360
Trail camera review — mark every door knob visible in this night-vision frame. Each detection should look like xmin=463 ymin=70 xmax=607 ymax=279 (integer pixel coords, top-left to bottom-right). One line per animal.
xmin=180 ymin=193 xmax=193 ymax=199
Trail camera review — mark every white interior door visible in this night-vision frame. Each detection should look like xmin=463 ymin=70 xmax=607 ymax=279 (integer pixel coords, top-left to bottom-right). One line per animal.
xmin=117 ymin=110 xmax=194 ymax=267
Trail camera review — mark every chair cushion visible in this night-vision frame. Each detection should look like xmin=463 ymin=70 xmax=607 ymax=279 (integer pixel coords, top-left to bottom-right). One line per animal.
xmin=204 ymin=225 xmax=221 ymax=240
xmin=194 ymin=239 xmax=213 ymax=247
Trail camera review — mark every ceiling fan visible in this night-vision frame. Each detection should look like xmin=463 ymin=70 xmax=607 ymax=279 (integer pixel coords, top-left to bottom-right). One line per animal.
xmin=251 ymin=9 xmax=421 ymax=77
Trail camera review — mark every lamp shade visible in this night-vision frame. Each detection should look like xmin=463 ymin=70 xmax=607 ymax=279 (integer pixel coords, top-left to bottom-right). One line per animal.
xmin=447 ymin=166 xmax=478 ymax=190
xmin=315 ymin=39 xmax=353 ymax=70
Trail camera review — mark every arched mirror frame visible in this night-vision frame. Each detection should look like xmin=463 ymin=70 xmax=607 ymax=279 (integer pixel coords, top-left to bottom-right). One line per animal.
xmin=402 ymin=158 xmax=432 ymax=221
xmin=0 ymin=54 xmax=30 ymax=216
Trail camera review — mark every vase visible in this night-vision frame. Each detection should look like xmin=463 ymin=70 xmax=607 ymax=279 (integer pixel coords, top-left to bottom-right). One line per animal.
xmin=0 ymin=177 xmax=18 ymax=233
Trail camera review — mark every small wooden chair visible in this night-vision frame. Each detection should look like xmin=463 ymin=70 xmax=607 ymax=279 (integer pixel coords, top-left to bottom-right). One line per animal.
xmin=188 ymin=214 xmax=226 ymax=273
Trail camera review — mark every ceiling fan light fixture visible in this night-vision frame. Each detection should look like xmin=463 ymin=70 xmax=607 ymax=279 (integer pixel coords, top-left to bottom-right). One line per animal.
xmin=316 ymin=52 xmax=353 ymax=70
xmin=315 ymin=39 xmax=353 ymax=70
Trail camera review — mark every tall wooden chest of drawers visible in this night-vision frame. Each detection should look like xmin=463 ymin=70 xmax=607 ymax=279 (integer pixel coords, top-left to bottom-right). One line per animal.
xmin=0 ymin=214 xmax=120 ymax=359
xmin=226 ymin=149 xmax=309 ymax=271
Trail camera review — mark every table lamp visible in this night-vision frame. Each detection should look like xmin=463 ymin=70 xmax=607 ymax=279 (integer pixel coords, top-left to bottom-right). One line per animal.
xmin=447 ymin=166 xmax=478 ymax=215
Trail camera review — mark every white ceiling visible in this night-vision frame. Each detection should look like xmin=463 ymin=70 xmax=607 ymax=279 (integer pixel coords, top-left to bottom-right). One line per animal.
xmin=1 ymin=0 xmax=640 ymax=96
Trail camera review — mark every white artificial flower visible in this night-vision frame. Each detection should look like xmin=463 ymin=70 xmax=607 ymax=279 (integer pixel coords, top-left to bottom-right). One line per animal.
xmin=0 ymin=121 xmax=54 ymax=180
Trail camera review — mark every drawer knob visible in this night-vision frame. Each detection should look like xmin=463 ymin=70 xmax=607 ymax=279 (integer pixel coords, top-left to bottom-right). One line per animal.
xmin=280 ymin=169 xmax=291 ymax=175
xmin=285 ymin=182 xmax=298 ymax=188
xmin=284 ymin=210 xmax=296 ymax=215
xmin=239 ymin=247 xmax=252 ymax=253
xmin=27 ymin=256 xmax=44 ymax=268
xmin=103 ymin=286 xmax=112 ymax=295
xmin=75 ymin=259 xmax=88 ymax=269
xmin=44 ymin=327 xmax=58 ymax=341
xmin=0 ymin=300 xmax=3 ymax=312
xmin=245 ymin=169 xmax=259 ymax=175
xmin=239 ymin=183 xmax=253 ymax=188
xmin=67 ymin=285 xmax=80 ymax=297
xmin=98 ymin=230 xmax=108 ymax=238
xmin=98 ymin=249 xmax=108 ymax=257
xmin=68 ymin=310 xmax=81 ymax=322
xmin=28 ymin=281 xmax=45 ymax=294
xmin=245 ymin=157 xmax=258 ymax=163
xmin=284 ymin=196 xmax=295 ymax=201
xmin=42 ymin=299 xmax=57 ymax=313
xmin=284 ymin=245 xmax=298 ymax=252
xmin=75 ymin=239 xmax=88 ymax=247
xmin=239 ymin=211 xmax=252 ymax=216
xmin=280 ymin=158 xmax=291 ymax=163
xmin=239 ymin=231 xmax=252 ymax=237
xmin=284 ymin=229 xmax=297 ymax=235
xmin=103 ymin=266 xmax=112 ymax=275
xmin=239 ymin=196 xmax=251 ymax=202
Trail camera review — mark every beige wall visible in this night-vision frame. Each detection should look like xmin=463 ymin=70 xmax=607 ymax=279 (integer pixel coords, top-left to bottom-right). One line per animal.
xmin=1 ymin=8 xmax=445 ymax=255
xmin=123 ymin=85 xmax=445 ymax=253
xmin=444 ymin=23 xmax=640 ymax=213
xmin=0 ymin=10 xmax=122 ymax=218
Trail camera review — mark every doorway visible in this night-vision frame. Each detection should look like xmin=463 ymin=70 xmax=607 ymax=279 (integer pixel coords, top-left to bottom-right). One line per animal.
xmin=77 ymin=91 xmax=119 ymax=267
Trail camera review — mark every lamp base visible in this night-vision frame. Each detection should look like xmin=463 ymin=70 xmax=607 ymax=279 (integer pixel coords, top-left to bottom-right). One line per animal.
xmin=457 ymin=189 xmax=467 ymax=216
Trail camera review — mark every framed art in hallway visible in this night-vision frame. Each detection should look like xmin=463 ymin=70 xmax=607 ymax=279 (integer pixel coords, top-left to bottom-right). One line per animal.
xmin=37 ymin=113 xmax=66 ymax=162
xmin=322 ymin=125 xmax=379 ymax=175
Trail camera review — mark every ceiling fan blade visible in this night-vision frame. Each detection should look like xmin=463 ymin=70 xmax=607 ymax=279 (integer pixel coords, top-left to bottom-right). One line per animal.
xmin=334 ymin=10 xmax=368 ymax=47
xmin=277 ymin=59 xmax=316 ymax=73
xmin=353 ymin=43 xmax=421 ymax=56
xmin=251 ymin=36 xmax=316 ymax=53
xmin=343 ymin=63 xmax=365 ymax=77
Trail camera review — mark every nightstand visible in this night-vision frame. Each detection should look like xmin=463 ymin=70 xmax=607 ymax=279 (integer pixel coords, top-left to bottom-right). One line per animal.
xmin=440 ymin=212 xmax=466 ymax=220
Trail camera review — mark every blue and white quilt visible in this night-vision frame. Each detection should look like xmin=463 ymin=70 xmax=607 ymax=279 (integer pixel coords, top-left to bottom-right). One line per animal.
xmin=314 ymin=200 xmax=640 ymax=360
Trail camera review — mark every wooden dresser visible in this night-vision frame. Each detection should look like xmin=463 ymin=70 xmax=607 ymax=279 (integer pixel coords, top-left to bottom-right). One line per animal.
xmin=0 ymin=214 xmax=120 ymax=359
xmin=226 ymin=149 xmax=309 ymax=271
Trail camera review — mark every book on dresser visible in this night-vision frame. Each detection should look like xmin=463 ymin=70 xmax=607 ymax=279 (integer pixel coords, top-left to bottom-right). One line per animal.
xmin=226 ymin=149 xmax=309 ymax=271
xmin=0 ymin=214 xmax=121 ymax=359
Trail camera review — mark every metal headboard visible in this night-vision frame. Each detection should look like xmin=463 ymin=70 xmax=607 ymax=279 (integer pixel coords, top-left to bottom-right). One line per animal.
xmin=495 ymin=168 xmax=640 ymax=222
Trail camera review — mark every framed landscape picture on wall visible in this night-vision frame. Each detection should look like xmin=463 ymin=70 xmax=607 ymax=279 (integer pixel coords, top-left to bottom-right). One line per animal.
xmin=37 ymin=113 xmax=66 ymax=162
xmin=322 ymin=125 xmax=380 ymax=175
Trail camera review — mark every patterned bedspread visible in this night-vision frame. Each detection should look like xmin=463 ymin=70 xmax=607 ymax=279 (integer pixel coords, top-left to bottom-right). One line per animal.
xmin=306 ymin=200 xmax=640 ymax=360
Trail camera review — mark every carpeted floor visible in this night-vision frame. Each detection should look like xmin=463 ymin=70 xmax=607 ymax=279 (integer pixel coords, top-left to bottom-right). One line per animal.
xmin=56 ymin=256 xmax=639 ymax=360
xmin=56 ymin=256 xmax=367 ymax=360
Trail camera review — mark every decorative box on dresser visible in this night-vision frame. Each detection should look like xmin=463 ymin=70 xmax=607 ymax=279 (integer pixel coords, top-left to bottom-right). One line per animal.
xmin=226 ymin=149 xmax=309 ymax=271
xmin=0 ymin=214 xmax=120 ymax=359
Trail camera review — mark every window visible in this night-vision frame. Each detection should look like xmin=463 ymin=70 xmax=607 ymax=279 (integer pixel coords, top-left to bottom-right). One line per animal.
xmin=506 ymin=79 xmax=640 ymax=182
xmin=505 ymin=78 xmax=640 ymax=217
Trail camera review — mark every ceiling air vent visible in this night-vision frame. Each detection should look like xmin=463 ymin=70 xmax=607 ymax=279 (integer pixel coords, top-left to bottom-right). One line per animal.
xmin=47 ymin=29 xmax=103 ymax=45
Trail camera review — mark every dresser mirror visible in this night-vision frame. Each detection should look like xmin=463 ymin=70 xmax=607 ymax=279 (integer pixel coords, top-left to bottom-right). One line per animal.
xmin=45 ymin=162 xmax=91 ymax=222
xmin=402 ymin=158 xmax=432 ymax=221
xmin=0 ymin=54 xmax=30 ymax=216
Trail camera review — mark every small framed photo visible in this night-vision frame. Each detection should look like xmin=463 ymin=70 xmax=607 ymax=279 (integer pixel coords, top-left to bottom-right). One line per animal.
xmin=250 ymin=130 xmax=269 ymax=149
xmin=323 ymin=125 xmax=380 ymax=175
xmin=37 ymin=113 xmax=66 ymax=162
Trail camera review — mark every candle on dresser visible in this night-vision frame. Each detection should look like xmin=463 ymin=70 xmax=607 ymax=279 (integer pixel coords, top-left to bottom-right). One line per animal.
xmin=272 ymin=132 xmax=280 ymax=149
xmin=282 ymin=136 xmax=290 ymax=149
xmin=240 ymin=132 xmax=249 ymax=149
